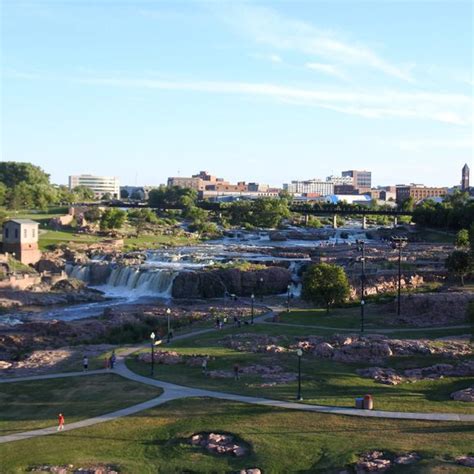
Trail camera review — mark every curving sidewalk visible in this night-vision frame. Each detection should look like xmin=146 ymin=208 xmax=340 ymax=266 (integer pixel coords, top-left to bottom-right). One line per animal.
xmin=1 ymin=310 xmax=473 ymax=445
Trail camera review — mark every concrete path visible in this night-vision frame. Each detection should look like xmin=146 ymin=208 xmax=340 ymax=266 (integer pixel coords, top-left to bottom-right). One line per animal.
xmin=1 ymin=309 xmax=473 ymax=445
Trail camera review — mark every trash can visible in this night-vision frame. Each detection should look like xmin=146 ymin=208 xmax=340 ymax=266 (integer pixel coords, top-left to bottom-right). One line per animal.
xmin=355 ymin=397 xmax=364 ymax=409
xmin=363 ymin=394 xmax=373 ymax=410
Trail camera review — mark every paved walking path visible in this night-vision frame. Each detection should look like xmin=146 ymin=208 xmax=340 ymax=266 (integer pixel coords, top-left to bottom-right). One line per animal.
xmin=1 ymin=309 xmax=473 ymax=444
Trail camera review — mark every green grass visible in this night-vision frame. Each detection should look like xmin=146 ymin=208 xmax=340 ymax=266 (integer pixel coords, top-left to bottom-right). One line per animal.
xmin=0 ymin=398 xmax=472 ymax=473
xmin=413 ymin=228 xmax=456 ymax=244
xmin=276 ymin=303 xmax=468 ymax=330
xmin=126 ymin=324 xmax=474 ymax=415
xmin=123 ymin=234 xmax=199 ymax=250
xmin=39 ymin=229 xmax=101 ymax=250
xmin=5 ymin=207 xmax=69 ymax=225
xmin=0 ymin=374 xmax=162 ymax=435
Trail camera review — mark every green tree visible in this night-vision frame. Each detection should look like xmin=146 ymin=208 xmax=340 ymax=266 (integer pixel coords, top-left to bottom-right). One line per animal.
xmin=302 ymin=263 xmax=350 ymax=312
xmin=456 ymin=229 xmax=470 ymax=248
xmin=100 ymin=208 xmax=126 ymax=231
xmin=0 ymin=182 xmax=6 ymax=206
xmin=56 ymin=185 xmax=76 ymax=205
xmin=0 ymin=162 xmax=50 ymax=188
xmin=84 ymin=207 xmax=102 ymax=223
xmin=469 ymin=223 xmax=474 ymax=254
xmin=73 ymin=186 xmax=95 ymax=201
xmin=445 ymin=250 xmax=472 ymax=286
xmin=128 ymin=208 xmax=158 ymax=236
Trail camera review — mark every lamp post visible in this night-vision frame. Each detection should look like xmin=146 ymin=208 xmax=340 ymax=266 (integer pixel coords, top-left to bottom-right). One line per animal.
xmin=259 ymin=277 xmax=264 ymax=302
xmin=286 ymin=284 xmax=291 ymax=313
xmin=150 ymin=331 xmax=156 ymax=376
xmin=251 ymin=294 xmax=255 ymax=324
xmin=356 ymin=240 xmax=366 ymax=333
xmin=166 ymin=308 xmax=172 ymax=341
xmin=296 ymin=349 xmax=303 ymax=401
xmin=391 ymin=236 xmax=408 ymax=316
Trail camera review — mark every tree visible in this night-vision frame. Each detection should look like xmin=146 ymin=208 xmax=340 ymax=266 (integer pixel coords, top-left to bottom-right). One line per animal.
xmin=101 ymin=192 xmax=113 ymax=201
xmin=128 ymin=208 xmax=158 ymax=236
xmin=0 ymin=182 xmax=6 ymax=206
xmin=445 ymin=250 xmax=472 ymax=286
xmin=120 ymin=189 xmax=130 ymax=199
xmin=469 ymin=223 xmax=474 ymax=254
xmin=100 ymin=208 xmax=126 ymax=231
xmin=456 ymin=229 xmax=470 ymax=248
xmin=73 ymin=186 xmax=95 ymax=201
xmin=84 ymin=207 xmax=102 ymax=223
xmin=0 ymin=162 xmax=50 ymax=188
xmin=302 ymin=263 xmax=350 ymax=312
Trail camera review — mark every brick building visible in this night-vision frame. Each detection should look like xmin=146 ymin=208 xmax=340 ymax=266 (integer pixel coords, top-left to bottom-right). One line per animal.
xmin=2 ymin=219 xmax=41 ymax=265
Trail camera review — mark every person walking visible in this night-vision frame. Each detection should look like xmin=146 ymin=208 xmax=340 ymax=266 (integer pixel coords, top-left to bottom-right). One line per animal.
xmin=233 ymin=363 xmax=240 ymax=381
xmin=57 ymin=413 xmax=65 ymax=431
xmin=82 ymin=355 xmax=88 ymax=371
xmin=201 ymin=357 xmax=208 ymax=376
xmin=110 ymin=351 xmax=116 ymax=369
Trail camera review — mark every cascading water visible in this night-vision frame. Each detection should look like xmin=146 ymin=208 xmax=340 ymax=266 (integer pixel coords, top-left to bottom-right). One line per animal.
xmin=65 ymin=264 xmax=90 ymax=282
xmin=105 ymin=266 xmax=177 ymax=297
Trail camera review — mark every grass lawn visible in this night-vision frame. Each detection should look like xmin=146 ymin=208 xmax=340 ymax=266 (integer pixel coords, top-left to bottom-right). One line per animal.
xmin=0 ymin=398 xmax=472 ymax=473
xmin=0 ymin=374 xmax=162 ymax=435
xmin=123 ymin=234 xmax=199 ymax=250
xmin=39 ymin=229 xmax=101 ymax=250
xmin=275 ymin=303 xmax=469 ymax=331
xmin=126 ymin=324 xmax=474 ymax=415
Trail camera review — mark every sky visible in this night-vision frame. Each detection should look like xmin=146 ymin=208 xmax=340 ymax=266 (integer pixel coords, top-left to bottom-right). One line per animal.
xmin=1 ymin=0 xmax=473 ymax=188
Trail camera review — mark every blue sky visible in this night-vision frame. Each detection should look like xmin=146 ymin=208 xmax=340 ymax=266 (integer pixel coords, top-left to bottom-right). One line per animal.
xmin=1 ymin=0 xmax=473 ymax=187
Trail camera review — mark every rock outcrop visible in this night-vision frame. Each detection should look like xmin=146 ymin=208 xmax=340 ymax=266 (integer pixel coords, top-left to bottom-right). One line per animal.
xmin=172 ymin=266 xmax=292 ymax=298
xmin=451 ymin=386 xmax=474 ymax=402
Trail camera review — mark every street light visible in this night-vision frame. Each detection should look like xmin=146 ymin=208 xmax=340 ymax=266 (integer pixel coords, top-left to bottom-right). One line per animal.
xmin=356 ymin=240 xmax=366 ymax=333
xmin=286 ymin=284 xmax=291 ymax=313
xmin=166 ymin=308 xmax=172 ymax=341
xmin=259 ymin=277 xmax=264 ymax=302
xmin=296 ymin=349 xmax=303 ymax=401
xmin=251 ymin=294 xmax=255 ymax=324
xmin=391 ymin=236 xmax=408 ymax=316
xmin=150 ymin=331 xmax=156 ymax=376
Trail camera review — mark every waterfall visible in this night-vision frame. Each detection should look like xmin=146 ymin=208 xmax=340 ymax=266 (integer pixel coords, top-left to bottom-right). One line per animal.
xmin=66 ymin=264 xmax=90 ymax=282
xmin=105 ymin=266 xmax=177 ymax=297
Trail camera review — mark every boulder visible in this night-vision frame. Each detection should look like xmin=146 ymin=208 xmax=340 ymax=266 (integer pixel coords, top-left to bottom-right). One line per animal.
xmin=451 ymin=386 xmax=474 ymax=402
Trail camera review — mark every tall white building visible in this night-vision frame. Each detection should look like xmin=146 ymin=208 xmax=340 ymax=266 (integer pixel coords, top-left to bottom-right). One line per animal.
xmin=283 ymin=179 xmax=334 ymax=195
xmin=69 ymin=175 xmax=120 ymax=199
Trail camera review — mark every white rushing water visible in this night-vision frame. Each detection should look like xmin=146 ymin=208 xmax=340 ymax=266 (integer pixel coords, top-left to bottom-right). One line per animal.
xmin=101 ymin=266 xmax=177 ymax=298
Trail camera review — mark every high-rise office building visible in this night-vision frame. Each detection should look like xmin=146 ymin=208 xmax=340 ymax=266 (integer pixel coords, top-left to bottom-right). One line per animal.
xmin=341 ymin=170 xmax=372 ymax=192
xmin=69 ymin=175 xmax=120 ymax=199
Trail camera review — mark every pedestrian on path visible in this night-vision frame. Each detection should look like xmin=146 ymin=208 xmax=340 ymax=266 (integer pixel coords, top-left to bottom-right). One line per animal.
xmin=57 ymin=413 xmax=65 ymax=431
xmin=201 ymin=357 xmax=208 ymax=376
xmin=110 ymin=351 xmax=116 ymax=369
xmin=82 ymin=355 xmax=88 ymax=371
xmin=105 ymin=357 xmax=110 ymax=369
xmin=233 ymin=363 xmax=240 ymax=381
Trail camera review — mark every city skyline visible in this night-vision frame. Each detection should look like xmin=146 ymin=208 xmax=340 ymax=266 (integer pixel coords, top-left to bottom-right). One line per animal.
xmin=2 ymin=1 xmax=473 ymax=187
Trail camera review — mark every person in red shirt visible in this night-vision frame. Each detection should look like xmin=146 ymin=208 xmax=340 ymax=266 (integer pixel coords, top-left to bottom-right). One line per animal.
xmin=57 ymin=413 xmax=65 ymax=431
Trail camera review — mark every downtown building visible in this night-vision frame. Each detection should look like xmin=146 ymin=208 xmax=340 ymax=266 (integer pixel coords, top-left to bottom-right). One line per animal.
xmin=341 ymin=170 xmax=372 ymax=193
xmin=69 ymin=175 xmax=120 ymax=199
xmin=283 ymin=179 xmax=334 ymax=196
xmin=396 ymin=184 xmax=448 ymax=204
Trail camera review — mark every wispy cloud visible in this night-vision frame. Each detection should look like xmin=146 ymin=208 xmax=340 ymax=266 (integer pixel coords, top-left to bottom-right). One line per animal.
xmin=397 ymin=137 xmax=473 ymax=151
xmin=77 ymin=75 xmax=472 ymax=125
xmin=216 ymin=4 xmax=414 ymax=82
xmin=305 ymin=62 xmax=346 ymax=80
